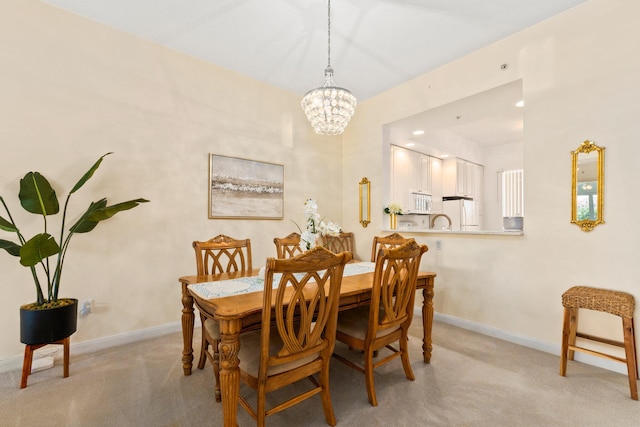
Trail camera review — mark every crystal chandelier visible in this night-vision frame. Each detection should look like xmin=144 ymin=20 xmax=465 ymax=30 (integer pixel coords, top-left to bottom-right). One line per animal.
xmin=301 ymin=0 xmax=357 ymax=135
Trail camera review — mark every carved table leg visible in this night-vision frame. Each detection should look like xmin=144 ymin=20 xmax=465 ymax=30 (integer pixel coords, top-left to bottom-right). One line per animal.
xmin=219 ymin=318 xmax=241 ymax=427
xmin=422 ymin=281 xmax=434 ymax=363
xmin=181 ymin=281 xmax=195 ymax=376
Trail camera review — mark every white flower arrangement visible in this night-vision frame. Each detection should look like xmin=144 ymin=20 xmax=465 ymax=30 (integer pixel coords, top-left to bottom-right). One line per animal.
xmin=384 ymin=203 xmax=403 ymax=215
xmin=296 ymin=199 xmax=341 ymax=250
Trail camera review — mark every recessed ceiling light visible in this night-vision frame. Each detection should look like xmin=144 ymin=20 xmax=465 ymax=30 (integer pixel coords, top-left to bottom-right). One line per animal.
xmin=412 ymin=130 xmax=424 ymax=136
xmin=515 ymin=100 xmax=524 ymax=107
xmin=406 ymin=143 xmax=415 ymax=147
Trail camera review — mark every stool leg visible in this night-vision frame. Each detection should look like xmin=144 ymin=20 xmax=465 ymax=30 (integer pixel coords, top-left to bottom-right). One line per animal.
xmin=560 ymin=307 xmax=571 ymax=376
xmin=631 ymin=318 xmax=639 ymax=380
xmin=622 ymin=317 xmax=638 ymax=400
xmin=20 ymin=345 xmax=35 ymax=389
xmin=567 ymin=308 xmax=578 ymax=361
xmin=62 ymin=337 xmax=70 ymax=378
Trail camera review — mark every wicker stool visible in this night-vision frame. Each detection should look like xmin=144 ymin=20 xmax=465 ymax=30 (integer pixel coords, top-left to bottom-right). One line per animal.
xmin=560 ymin=286 xmax=638 ymax=400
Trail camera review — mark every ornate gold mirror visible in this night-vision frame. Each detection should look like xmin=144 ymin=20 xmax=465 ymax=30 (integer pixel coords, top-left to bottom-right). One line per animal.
xmin=571 ymin=140 xmax=604 ymax=232
xmin=359 ymin=177 xmax=371 ymax=228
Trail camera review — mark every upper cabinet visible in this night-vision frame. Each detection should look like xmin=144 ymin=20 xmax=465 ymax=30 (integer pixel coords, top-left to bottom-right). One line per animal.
xmin=429 ymin=157 xmax=443 ymax=213
xmin=390 ymin=145 xmax=443 ymax=213
xmin=420 ymin=155 xmax=431 ymax=194
xmin=443 ymin=158 xmax=483 ymax=199
xmin=391 ymin=146 xmax=417 ymax=212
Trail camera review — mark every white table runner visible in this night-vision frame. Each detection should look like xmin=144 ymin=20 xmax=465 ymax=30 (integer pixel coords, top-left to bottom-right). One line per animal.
xmin=188 ymin=261 xmax=376 ymax=299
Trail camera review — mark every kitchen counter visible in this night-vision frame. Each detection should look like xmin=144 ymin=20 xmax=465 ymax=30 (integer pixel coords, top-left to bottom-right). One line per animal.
xmin=382 ymin=228 xmax=524 ymax=236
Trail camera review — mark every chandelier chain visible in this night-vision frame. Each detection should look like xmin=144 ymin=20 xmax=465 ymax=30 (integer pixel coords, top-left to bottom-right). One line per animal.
xmin=327 ymin=0 xmax=331 ymax=69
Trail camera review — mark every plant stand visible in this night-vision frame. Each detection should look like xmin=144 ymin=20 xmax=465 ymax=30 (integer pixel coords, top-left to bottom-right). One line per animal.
xmin=20 ymin=337 xmax=69 ymax=389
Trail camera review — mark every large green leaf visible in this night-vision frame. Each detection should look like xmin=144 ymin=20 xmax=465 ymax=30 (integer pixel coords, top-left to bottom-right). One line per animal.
xmin=70 ymin=198 xmax=149 ymax=234
xmin=69 ymin=152 xmax=112 ymax=194
xmin=0 ymin=239 xmax=21 ymax=257
xmin=69 ymin=199 xmax=107 ymax=234
xmin=19 ymin=172 xmax=59 ymax=216
xmin=0 ymin=215 xmax=18 ymax=232
xmin=19 ymin=233 xmax=60 ymax=267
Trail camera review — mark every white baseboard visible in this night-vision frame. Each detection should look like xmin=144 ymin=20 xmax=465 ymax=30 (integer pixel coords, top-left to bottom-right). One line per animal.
xmin=433 ymin=312 xmax=628 ymax=375
xmin=2 ymin=314 xmax=627 ymax=376
xmin=0 ymin=320 xmax=197 ymax=374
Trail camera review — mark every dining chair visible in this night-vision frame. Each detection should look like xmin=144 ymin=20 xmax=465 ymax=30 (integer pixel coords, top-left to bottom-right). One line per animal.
xmin=273 ymin=232 xmax=303 ymax=259
xmin=323 ymin=231 xmax=357 ymax=259
xmin=333 ymin=239 xmax=428 ymax=406
xmin=192 ymin=234 xmax=252 ymax=402
xmin=370 ymin=232 xmax=410 ymax=262
xmin=237 ymin=246 xmax=351 ymax=426
xmin=194 ymin=234 xmax=252 ymax=275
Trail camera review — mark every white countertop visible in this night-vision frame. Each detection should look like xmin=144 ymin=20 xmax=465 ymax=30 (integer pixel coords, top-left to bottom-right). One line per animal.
xmin=383 ymin=228 xmax=524 ymax=236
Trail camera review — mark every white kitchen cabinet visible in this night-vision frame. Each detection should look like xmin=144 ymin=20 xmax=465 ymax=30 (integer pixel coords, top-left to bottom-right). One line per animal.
xmin=473 ymin=162 xmax=484 ymax=227
xmin=390 ymin=146 xmax=442 ymax=213
xmin=430 ymin=157 xmax=443 ymax=212
xmin=443 ymin=158 xmax=482 ymax=199
xmin=443 ymin=158 xmax=459 ymax=197
xmin=390 ymin=146 xmax=418 ymax=212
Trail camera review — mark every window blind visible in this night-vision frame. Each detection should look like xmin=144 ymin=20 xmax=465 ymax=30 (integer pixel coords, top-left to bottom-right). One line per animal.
xmin=501 ymin=169 xmax=524 ymax=217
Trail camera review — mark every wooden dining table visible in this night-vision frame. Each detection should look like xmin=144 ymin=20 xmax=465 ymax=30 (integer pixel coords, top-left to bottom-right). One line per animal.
xmin=178 ymin=267 xmax=436 ymax=426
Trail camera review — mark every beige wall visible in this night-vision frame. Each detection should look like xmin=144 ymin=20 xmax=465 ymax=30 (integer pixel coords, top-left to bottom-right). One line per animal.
xmin=0 ymin=1 xmax=343 ymax=363
xmin=343 ymin=0 xmax=640 ymax=363
xmin=1 ymin=0 xmax=639 ymax=372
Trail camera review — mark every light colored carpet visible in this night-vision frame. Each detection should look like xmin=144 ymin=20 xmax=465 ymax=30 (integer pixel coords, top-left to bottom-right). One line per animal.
xmin=1 ymin=320 xmax=639 ymax=426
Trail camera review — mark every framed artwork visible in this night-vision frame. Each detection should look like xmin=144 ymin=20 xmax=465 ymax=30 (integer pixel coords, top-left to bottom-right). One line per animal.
xmin=209 ymin=154 xmax=284 ymax=219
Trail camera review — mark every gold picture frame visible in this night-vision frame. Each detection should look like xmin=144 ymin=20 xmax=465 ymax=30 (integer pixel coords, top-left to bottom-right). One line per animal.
xmin=209 ymin=154 xmax=284 ymax=219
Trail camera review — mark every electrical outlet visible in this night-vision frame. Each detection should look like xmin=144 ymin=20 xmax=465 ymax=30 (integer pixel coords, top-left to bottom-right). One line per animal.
xmin=436 ymin=240 xmax=442 ymax=251
xmin=79 ymin=299 xmax=93 ymax=316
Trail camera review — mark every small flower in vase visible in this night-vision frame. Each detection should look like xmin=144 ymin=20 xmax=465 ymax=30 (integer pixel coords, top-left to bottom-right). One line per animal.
xmin=384 ymin=203 xmax=403 ymax=229
xmin=384 ymin=203 xmax=403 ymax=215
xmin=296 ymin=199 xmax=341 ymax=250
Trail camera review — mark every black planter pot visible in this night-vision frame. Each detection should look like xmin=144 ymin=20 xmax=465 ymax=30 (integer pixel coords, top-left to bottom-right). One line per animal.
xmin=20 ymin=299 xmax=78 ymax=345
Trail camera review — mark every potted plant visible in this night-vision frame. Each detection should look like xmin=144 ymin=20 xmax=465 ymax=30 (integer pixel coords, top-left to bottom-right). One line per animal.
xmin=0 ymin=153 xmax=149 ymax=345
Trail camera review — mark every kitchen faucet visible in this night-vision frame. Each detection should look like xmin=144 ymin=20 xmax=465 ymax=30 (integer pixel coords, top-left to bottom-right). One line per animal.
xmin=430 ymin=213 xmax=452 ymax=230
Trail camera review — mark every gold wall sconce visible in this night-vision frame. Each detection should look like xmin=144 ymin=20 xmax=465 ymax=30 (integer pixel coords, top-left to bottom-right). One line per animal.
xmin=359 ymin=177 xmax=371 ymax=228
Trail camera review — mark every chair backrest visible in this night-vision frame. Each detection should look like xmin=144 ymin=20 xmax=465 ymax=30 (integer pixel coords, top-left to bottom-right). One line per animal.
xmin=193 ymin=234 xmax=252 ymax=275
xmin=323 ymin=232 xmax=356 ymax=258
xmin=260 ymin=246 xmax=351 ymax=375
xmin=368 ymin=240 xmax=428 ymax=339
xmin=273 ymin=232 xmax=303 ymax=259
xmin=370 ymin=232 xmax=411 ymax=262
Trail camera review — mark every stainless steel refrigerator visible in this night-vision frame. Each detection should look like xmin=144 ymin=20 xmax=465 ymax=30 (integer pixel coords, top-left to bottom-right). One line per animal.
xmin=442 ymin=197 xmax=479 ymax=231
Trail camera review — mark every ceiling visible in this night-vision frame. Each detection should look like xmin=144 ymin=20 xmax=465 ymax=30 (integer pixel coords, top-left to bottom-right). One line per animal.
xmin=43 ymin=0 xmax=586 ymax=101
xmin=388 ymin=79 xmax=523 ymax=150
xmin=41 ymin=0 xmax=587 ymax=146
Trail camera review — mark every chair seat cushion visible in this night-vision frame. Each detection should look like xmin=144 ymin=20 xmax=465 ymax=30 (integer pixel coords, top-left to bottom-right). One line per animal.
xmin=203 ymin=318 xmax=220 ymax=339
xmin=239 ymin=327 xmax=321 ymax=378
xmin=336 ymin=305 xmax=398 ymax=341
xmin=562 ymin=286 xmax=635 ymax=317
